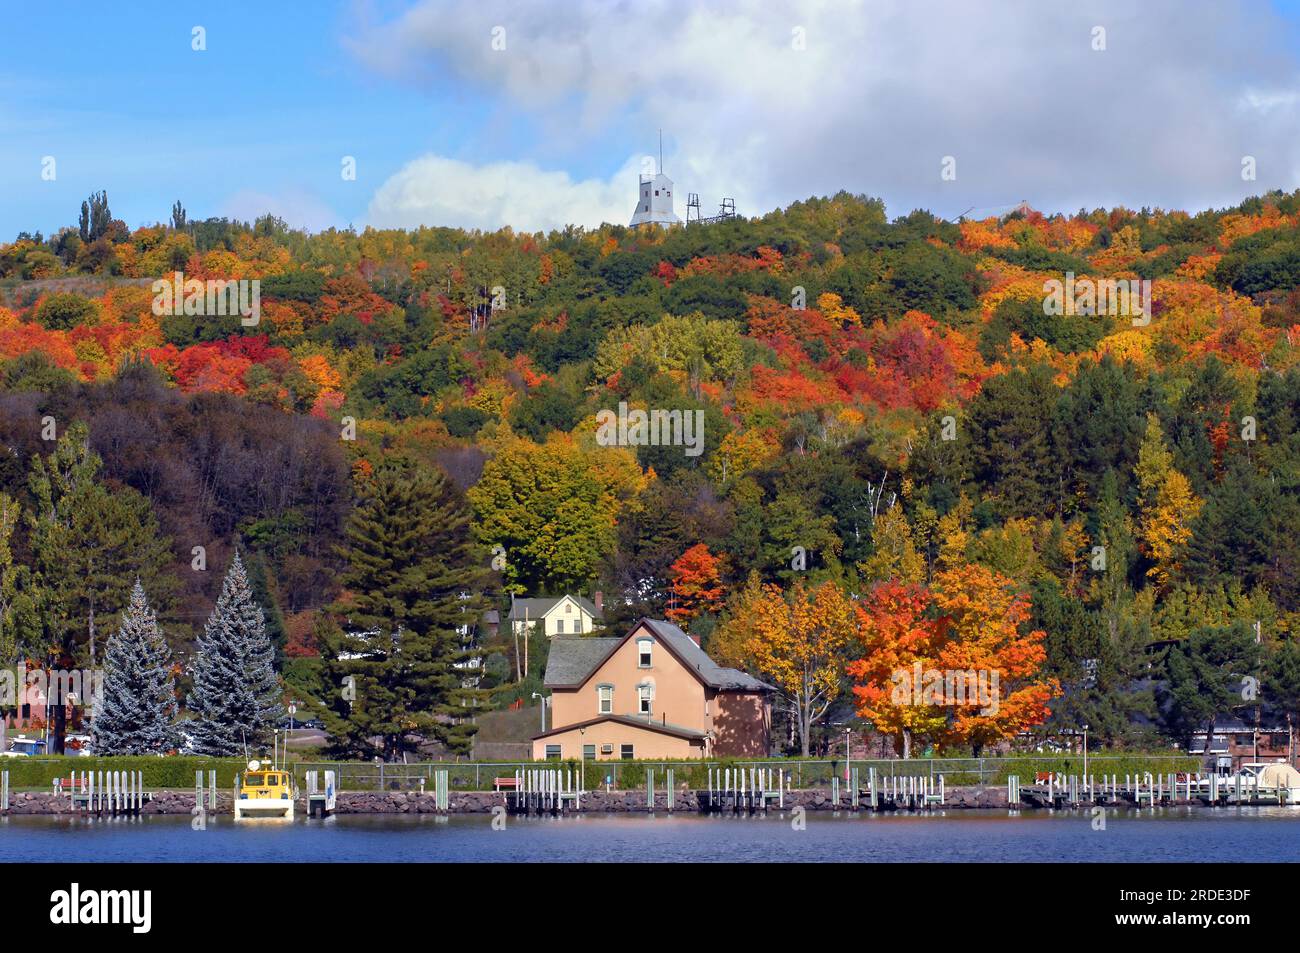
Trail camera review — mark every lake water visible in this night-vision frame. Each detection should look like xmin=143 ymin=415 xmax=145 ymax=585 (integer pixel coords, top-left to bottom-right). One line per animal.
xmin=2 ymin=808 xmax=1299 ymax=862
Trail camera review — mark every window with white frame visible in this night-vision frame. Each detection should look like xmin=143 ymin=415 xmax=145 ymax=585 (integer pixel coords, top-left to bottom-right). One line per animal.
xmin=638 ymin=683 xmax=653 ymax=715
xmin=555 ymin=618 xmax=564 ymax=634
xmin=597 ymin=684 xmax=613 ymax=714
xmin=637 ymin=638 xmax=652 ymax=667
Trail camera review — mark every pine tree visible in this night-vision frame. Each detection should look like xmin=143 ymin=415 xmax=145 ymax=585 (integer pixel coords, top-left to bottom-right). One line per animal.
xmin=1160 ymin=622 xmax=1260 ymax=754
xmin=319 ymin=465 xmax=492 ymax=760
xmin=91 ymin=581 xmax=176 ymax=755
xmin=186 ymin=553 xmax=283 ymax=756
xmin=0 ymin=492 xmax=40 ymax=665
xmin=27 ymin=421 xmax=173 ymax=752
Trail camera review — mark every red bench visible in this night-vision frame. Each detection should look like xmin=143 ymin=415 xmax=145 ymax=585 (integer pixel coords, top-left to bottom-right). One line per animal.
xmin=493 ymin=777 xmax=518 ymax=791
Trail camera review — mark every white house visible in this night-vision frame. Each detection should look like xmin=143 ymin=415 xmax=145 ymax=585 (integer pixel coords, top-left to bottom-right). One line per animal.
xmin=509 ymin=594 xmax=603 ymax=637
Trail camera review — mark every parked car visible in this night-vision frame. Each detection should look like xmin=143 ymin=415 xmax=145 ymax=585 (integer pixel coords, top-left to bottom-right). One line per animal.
xmin=2 ymin=736 xmax=47 ymax=756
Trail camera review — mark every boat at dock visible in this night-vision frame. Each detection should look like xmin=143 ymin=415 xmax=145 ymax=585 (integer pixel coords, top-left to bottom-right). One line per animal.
xmin=1192 ymin=763 xmax=1300 ymax=805
xmin=234 ymin=760 xmax=296 ymax=820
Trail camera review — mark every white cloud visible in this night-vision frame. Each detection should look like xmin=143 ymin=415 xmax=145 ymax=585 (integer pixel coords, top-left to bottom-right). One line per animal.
xmin=366 ymin=154 xmax=646 ymax=232
xmin=350 ymin=0 xmax=1300 ymax=223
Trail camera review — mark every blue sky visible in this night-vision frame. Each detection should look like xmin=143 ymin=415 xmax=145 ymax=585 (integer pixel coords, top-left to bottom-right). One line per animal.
xmin=3 ymin=0 xmax=1300 ymax=238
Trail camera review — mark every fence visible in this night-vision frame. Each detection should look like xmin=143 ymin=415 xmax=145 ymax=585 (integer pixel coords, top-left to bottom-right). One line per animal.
xmin=290 ymin=754 xmax=1200 ymax=793
xmin=3 ymin=754 xmax=1201 ymax=795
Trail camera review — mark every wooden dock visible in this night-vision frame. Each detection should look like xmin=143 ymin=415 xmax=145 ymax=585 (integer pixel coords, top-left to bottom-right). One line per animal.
xmin=1009 ymin=772 xmax=1300 ymax=808
xmin=505 ymin=767 xmax=583 ymax=815
xmin=57 ymin=770 xmax=151 ymax=816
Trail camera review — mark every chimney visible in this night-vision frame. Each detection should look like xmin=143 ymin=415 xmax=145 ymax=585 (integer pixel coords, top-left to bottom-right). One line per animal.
xmin=594 ymin=590 xmax=603 ymax=617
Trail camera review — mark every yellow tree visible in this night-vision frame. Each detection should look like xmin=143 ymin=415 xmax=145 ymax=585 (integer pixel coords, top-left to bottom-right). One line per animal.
xmin=744 ymin=579 xmax=856 ymax=756
xmin=705 ymin=429 xmax=778 ymax=486
xmin=816 ymin=291 xmax=862 ymax=328
xmin=930 ymin=564 xmax=1059 ymax=754
xmin=708 ymin=571 xmax=765 ymax=671
xmin=857 ymin=503 xmax=925 ymax=585
xmin=1135 ymin=414 xmax=1202 ymax=588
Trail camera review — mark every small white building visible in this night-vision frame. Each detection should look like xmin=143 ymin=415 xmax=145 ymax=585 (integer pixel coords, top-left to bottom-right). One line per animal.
xmin=509 ymin=594 xmax=603 ymax=637
xmin=629 ymin=170 xmax=681 ymax=228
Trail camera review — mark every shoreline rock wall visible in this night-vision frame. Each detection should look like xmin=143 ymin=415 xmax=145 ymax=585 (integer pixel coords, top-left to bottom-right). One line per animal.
xmin=1 ymin=785 xmax=1010 ymax=815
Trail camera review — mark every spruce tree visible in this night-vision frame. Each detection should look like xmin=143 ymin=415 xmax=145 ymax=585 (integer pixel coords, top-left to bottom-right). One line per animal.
xmin=91 ymin=581 xmax=177 ymax=755
xmin=319 ymin=465 xmax=492 ymax=760
xmin=27 ymin=421 xmax=173 ymax=752
xmin=186 ymin=552 xmax=283 ymax=756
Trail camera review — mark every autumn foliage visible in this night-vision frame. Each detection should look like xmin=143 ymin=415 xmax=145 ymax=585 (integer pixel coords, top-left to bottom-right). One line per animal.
xmin=849 ymin=566 xmax=1059 ymax=756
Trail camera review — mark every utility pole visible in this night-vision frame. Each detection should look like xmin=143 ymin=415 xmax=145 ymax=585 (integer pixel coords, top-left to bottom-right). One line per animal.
xmin=1254 ymin=620 xmax=1261 ymax=763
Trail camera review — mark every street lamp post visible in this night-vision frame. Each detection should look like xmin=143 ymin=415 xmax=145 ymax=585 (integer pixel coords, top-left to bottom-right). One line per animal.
xmin=531 ymin=692 xmax=547 ymax=733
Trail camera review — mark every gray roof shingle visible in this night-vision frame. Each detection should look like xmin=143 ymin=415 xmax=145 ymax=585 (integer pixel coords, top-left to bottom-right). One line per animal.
xmin=541 ymin=619 xmax=774 ymax=693
xmin=639 ymin=619 xmax=774 ymax=692
xmin=543 ymin=638 xmax=622 ymax=687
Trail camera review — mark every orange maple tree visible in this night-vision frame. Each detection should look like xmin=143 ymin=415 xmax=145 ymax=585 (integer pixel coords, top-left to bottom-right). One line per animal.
xmin=848 ymin=564 xmax=1059 ymax=756
xmin=665 ymin=543 xmax=727 ymax=623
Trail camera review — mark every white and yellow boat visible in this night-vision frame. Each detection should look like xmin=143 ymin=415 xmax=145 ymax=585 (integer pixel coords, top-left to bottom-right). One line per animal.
xmin=234 ymin=760 xmax=296 ymax=820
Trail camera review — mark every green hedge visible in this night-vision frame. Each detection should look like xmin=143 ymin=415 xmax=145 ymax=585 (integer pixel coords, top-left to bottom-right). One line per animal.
xmin=985 ymin=753 xmax=1201 ymax=784
xmin=2 ymin=756 xmax=250 ymax=790
xmin=0 ymin=751 xmax=1204 ymax=792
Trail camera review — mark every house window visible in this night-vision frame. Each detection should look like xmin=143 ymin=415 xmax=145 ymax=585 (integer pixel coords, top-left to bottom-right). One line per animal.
xmin=597 ymin=684 xmax=613 ymax=714
xmin=621 ymin=744 xmax=634 ymax=760
xmin=566 ymin=603 xmax=573 ymax=613
xmin=638 ymin=684 xmax=652 ymax=715
xmin=583 ymin=744 xmax=596 ymax=760
xmin=573 ymin=618 xmax=582 ymax=634
xmin=638 ymin=638 xmax=652 ymax=667
xmin=555 ymin=619 xmax=564 ymax=634
xmin=545 ymin=745 xmax=561 ymax=760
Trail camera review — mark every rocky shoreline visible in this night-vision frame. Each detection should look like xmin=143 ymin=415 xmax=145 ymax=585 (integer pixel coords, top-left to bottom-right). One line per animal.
xmin=1 ymin=785 xmax=1011 ymax=815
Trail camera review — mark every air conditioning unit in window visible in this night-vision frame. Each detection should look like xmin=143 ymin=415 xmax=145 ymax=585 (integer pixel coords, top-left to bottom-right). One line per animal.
xmin=600 ymin=744 xmax=614 ymax=755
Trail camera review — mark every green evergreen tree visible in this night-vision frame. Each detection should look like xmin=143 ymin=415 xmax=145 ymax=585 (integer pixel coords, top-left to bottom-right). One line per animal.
xmin=0 ymin=493 xmax=40 ymax=666
xmin=187 ymin=553 xmax=283 ymax=756
xmin=27 ymin=421 xmax=172 ymax=752
xmin=92 ymin=581 xmax=177 ymax=755
xmin=1265 ymin=636 xmax=1300 ymax=742
xmin=1159 ymin=622 xmax=1260 ymax=754
xmin=966 ymin=367 xmax=1059 ymax=519
xmin=319 ymin=465 xmax=492 ymax=760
